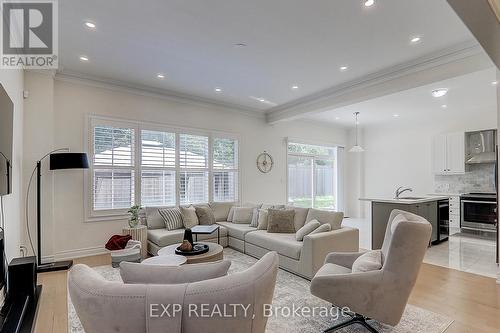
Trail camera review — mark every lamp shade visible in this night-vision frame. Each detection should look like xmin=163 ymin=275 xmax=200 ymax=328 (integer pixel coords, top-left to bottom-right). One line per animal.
xmin=49 ymin=153 xmax=89 ymax=170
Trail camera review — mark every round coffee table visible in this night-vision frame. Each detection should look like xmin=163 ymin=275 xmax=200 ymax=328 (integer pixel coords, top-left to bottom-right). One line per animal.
xmin=141 ymin=255 xmax=187 ymax=266
xmin=158 ymin=242 xmax=223 ymax=264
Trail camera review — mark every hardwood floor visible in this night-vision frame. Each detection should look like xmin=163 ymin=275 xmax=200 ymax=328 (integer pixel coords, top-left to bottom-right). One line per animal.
xmin=35 ymin=254 xmax=500 ymax=333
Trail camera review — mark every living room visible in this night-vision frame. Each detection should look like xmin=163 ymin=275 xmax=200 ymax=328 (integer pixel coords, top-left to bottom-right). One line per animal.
xmin=0 ymin=0 xmax=499 ymax=332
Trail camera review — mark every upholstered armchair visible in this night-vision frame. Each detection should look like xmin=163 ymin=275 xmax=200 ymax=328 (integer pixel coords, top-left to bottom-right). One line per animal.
xmin=69 ymin=252 xmax=279 ymax=333
xmin=310 ymin=210 xmax=431 ymax=332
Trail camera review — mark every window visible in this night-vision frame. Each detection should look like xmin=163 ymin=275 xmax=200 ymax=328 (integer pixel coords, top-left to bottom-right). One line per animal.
xmin=287 ymin=141 xmax=342 ymax=210
xmin=88 ymin=117 xmax=239 ymax=217
xmin=92 ymin=125 xmax=135 ymax=211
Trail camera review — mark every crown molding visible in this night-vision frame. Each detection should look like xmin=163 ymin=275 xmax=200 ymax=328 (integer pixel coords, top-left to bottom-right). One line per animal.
xmin=54 ymin=70 xmax=266 ymax=119
xmin=266 ymin=40 xmax=491 ymax=123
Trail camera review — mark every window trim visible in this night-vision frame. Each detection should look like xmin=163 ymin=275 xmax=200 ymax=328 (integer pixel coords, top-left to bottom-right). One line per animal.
xmin=85 ymin=115 xmax=240 ymax=222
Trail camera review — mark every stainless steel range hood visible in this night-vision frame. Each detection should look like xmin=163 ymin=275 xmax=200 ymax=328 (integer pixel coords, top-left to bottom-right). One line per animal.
xmin=465 ymin=130 xmax=497 ymax=164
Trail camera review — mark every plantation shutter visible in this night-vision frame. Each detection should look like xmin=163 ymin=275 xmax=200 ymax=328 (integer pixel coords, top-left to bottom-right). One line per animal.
xmin=212 ymin=137 xmax=238 ymax=202
xmin=179 ymin=134 xmax=209 ymax=204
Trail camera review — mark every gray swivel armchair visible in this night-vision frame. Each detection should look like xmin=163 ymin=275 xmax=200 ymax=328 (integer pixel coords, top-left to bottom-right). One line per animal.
xmin=310 ymin=210 xmax=431 ymax=332
xmin=69 ymin=252 xmax=279 ymax=333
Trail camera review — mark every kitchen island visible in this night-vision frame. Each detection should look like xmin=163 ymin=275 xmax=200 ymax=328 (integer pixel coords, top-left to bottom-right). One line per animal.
xmin=360 ymin=196 xmax=449 ymax=249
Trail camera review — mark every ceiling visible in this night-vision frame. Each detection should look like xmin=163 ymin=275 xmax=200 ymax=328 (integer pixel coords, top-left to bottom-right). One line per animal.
xmin=59 ymin=0 xmax=477 ymax=112
xmin=306 ymin=68 xmax=498 ymax=128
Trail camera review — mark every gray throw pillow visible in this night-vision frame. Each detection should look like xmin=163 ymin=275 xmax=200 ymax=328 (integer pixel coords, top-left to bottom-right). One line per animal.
xmin=257 ymin=209 xmax=269 ymax=230
xmin=250 ymin=208 xmax=259 ymax=227
xmin=158 ymin=207 xmax=183 ymax=230
xmin=267 ymin=209 xmax=295 ymax=233
xmin=296 ymin=220 xmax=320 ymax=241
xmin=309 ymin=223 xmax=331 ymax=235
xmin=352 ymin=250 xmax=383 ymax=273
xmin=195 ymin=206 xmax=216 ymax=225
xmin=232 ymin=207 xmax=254 ymax=224
xmin=306 ymin=208 xmax=344 ymax=230
xmin=180 ymin=206 xmax=199 ymax=229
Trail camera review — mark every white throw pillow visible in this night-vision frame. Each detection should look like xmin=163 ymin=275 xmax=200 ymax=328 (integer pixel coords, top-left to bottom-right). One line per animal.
xmin=250 ymin=208 xmax=259 ymax=227
xmin=257 ymin=209 xmax=269 ymax=230
xmin=179 ymin=206 xmax=199 ymax=229
xmin=227 ymin=206 xmax=237 ymax=222
xmin=306 ymin=209 xmax=344 ymax=230
xmin=352 ymin=250 xmax=383 ymax=273
xmin=309 ymin=223 xmax=331 ymax=235
xmin=232 ymin=207 xmax=254 ymax=224
xmin=295 ymin=220 xmax=320 ymax=241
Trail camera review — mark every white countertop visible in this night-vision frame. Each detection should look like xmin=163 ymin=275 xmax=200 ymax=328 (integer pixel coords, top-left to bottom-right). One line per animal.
xmin=359 ymin=195 xmax=450 ymax=204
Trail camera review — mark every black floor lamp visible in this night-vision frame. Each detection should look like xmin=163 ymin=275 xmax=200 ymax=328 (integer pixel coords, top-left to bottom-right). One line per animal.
xmin=30 ymin=149 xmax=89 ymax=273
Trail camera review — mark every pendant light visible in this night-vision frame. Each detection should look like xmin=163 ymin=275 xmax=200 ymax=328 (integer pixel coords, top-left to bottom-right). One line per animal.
xmin=349 ymin=112 xmax=364 ymax=153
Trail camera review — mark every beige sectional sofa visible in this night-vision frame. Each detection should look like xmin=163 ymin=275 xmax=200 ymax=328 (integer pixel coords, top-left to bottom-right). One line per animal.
xmin=144 ymin=202 xmax=359 ymax=279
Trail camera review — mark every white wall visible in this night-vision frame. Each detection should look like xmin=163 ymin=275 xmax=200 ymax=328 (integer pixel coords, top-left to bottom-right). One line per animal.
xmin=23 ymin=72 xmax=348 ymax=260
xmin=0 ymin=69 xmax=24 ymax=262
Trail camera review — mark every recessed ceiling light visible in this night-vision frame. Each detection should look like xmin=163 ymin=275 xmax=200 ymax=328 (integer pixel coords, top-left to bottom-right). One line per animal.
xmin=234 ymin=43 xmax=247 ymax=48
xmin=258 ymin=98 xmax=266 ymax=103
xmin=157 ymin=73 xmax=165 ymax=79
xmin=79 ymin=56 xmax=89 ymax=62
xmin=431 ymin=88 xmax=448 ymax=98
xmin=441 ymin=104 xmax=448 ymax=109
xmin=393 ymin=114 xmax=400 ymax=118
xmin=335 ymin=116 xmax=340 ymax=120
xmin=214 ymin=87 xmax=222 ymax=93
xmin=339 ymin=66 xmax=348 ymax=72
xmin=364 ymin=0 xmax=375 ymax=7
xmin=492 ymin=81 xmax=498 ymax=86
xmin=410 ymin=36 xmax=422 ymax=43
xmin=84 ymin=21 xmax=96 ymax=29
xmin=291 ymin=85 xmax=299 ymax=90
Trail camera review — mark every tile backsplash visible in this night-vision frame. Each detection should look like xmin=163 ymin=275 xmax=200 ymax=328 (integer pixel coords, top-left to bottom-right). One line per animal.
xmin=434 ymin=164 xmax=496 ymax=194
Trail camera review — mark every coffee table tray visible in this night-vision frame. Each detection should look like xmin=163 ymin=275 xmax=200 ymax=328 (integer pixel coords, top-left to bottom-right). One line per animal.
xmin=175 ymin=243 xmax=209 ymax=256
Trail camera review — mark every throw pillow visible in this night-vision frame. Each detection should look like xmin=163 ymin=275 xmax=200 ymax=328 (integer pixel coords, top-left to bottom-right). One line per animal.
xmin=352 ymin=250 xmax=383 ymax=273
xmin=145 ymin=207 xmax=166 ymax=230
xmin=257 ymin=209 xmax=269 ymax=230
xmin=295 ymin=220 xmax=320 ymax=241
xmin=232 ymin=207 xmax=254 ymax=224
xmin=309 ymin=223 xmax=331 ymax=235
xmin=195 ymin=206 xmax=216 ymax=225
xmin=285 ymin=205 xmax=309 ymax=231
xmin=179 ymin=206 xmax=199 ymax=229
xmin=250 ymin=208 xmax=259 ymax=227
xmin=267 ymin=209 xmax=295 ymax=233
xmin=158 ymin=207 xmax=183 ymax=230
xmin=306 ymin=208 xmax=344 ymax=230
xmin=227 ymin=206 xmax=237 ymax=222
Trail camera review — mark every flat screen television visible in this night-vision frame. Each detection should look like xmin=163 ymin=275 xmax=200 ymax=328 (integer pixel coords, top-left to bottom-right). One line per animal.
xmin=0 ymin=84 xmax=13 ymax=196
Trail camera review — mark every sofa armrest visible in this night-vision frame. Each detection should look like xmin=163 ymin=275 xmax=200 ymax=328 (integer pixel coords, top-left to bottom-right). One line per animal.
xmin=301 ymin=227 xmax=359 ymax=278
xmin=324 ymin=251 xmax=365 ymax=268
xmin=120 ymin=259 xmax=231 ymax=284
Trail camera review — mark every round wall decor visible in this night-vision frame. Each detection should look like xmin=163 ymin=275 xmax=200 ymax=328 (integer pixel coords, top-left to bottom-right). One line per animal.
xmin=256 ymin=151 xmax=274 ymax=173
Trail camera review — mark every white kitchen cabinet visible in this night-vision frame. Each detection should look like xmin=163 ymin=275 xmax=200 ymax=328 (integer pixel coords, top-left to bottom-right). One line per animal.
xmin=433 ymin=132 xmax=465 ymax=175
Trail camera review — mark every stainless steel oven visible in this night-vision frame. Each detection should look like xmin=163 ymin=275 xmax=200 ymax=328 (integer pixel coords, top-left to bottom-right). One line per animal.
xmin=460 ymin=193 xmax=497 ymax=232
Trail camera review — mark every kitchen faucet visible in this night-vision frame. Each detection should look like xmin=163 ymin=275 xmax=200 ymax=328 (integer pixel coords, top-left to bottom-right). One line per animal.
xmin=395 ymin=186 xmax=413 ymax=199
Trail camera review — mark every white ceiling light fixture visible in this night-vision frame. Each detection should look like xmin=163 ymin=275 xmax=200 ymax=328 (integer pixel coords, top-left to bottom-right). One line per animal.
xmin=214 ymin=87 xmax=222 ymax=93
xmin=441 ymin=104 xmax=448 ymax=109
xmin=393 ymin=114 xmax=400 ymax=118
xmin=410 ymin=36 xmax=422 ymax=44
xmin=234 ymin=43 xmax=247 ymax=48
xmin=339 ymin=66 xmax=349 ymax=72
xmin=349 ymin=112 xmax=364 ymax=153
xmin=79 ymin=56 xmax=89 ymax=62
xmin=84 ymin=21 xmax=96 ymax=29
xmin=431 ymin=88 xmax=448 ymax=98
xmin=291 ymin=85 xmax=299 ymax=90
xmin=492 ymin=81 xmax=498 ymax=86
xmin=157 ymin=73 xmax=165 ymax=79
xmin=364 ymin=0 xmax=375 ymax=7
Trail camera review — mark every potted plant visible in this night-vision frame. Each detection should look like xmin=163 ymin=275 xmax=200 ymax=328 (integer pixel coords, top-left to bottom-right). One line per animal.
xmin=127 ymin=205 xmax=142 ymax=228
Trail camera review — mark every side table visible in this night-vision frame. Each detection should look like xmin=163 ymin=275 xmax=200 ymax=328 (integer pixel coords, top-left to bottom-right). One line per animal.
xmin=122 ymin=225 xmax=147 ymax=258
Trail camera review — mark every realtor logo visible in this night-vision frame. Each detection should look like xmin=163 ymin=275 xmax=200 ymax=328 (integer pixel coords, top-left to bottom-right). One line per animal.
xmin=1 ymin=0 xmax=58 ymax=68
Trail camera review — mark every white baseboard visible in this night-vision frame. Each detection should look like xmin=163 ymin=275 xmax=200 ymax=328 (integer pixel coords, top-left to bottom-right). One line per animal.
xmin=41 ymin=245 xmax=108 ymax=263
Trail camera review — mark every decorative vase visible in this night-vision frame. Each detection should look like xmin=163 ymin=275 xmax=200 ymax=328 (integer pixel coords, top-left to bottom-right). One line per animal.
xmin=183 ymin=229 xmax=194 ymax=246
xmin=128 ymin=218 xmax=139 ymax=228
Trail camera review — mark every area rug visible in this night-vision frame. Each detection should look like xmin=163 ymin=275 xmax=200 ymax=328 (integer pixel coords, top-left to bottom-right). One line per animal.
xmin=68 ymin=248 xmax=453 ymax=332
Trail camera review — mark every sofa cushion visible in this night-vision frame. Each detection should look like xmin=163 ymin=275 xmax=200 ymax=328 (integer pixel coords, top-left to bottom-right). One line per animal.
xmin=148 ymin=227 xmax=228 ymax=247
xmin=209 ymin=202 xmax=235 ymax=222
xmin=216 ymin=222 xmax=257 ymax=240
xmin=285 ymin=206 xmax=309 ymax=231
xmin=256 ymin=209 xmax=269 ymax=230
xmin=195 ymin=206 xmax=215 ymax=225
xmin=309 ymin=223 xmax=331 ymax=235
xmin=267 ymin=209 xmax=295 ymax=233
xmin=245 ymin=230 xmax=302 ymax=260
xmin=232 ymin=207 xmax=254 ymax=224
xmin=315 ymin=263 xmax=352 ymax=276
xmin=306 ymin=209 xmax=344 ymax=230
xmin=180 ymin=206 xmax=199 ymax=229
xmin=295 ymin=220 xmax=320 ymax=241
xmin=352 ymin=250 xmax=383 ymax=273
xmin=144 ymin=207 xmax=167 ymax=230
xmin=158 ymin=207 xmax=183 ymax=231
xmin=250 ymin=208 xmax=259 ymax=227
